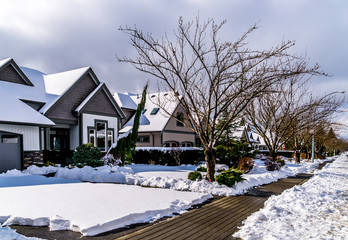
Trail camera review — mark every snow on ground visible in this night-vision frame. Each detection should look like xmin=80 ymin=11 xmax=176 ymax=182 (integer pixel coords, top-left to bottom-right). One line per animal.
xmin=0 ymin=173 xmax=211 ymax=236
xmin=233 ymin=154 xmax=348 ymax=240
xmin=23 ymin=158 xmax=327 ymax=196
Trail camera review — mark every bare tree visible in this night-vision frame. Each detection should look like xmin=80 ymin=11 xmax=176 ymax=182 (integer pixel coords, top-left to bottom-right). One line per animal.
xmin=245 ymin=77 xmax=343 ymax=163
xmin=118 ymin=16 xmax=323 ymax=180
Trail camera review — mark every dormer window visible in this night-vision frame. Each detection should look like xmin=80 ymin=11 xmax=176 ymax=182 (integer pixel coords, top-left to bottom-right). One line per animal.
xmin=150 ymin=108 xmax=160 ymax=115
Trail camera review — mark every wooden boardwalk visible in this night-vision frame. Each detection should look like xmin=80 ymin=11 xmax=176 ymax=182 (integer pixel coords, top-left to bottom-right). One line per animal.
xmin=116 ymin=173 xmax=313 ymax=240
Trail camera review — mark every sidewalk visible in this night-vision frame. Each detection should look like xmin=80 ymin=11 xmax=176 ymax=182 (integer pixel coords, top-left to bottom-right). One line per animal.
xmin=11 ymin=161 xmax=331 ymax=240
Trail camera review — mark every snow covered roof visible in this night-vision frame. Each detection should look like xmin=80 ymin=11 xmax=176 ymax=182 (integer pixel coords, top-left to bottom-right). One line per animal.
xmin=43 ymin=67 xmax=90 ymax=95
xmin=0 ymin=57 xmax=122 ymax=126
xmin=120 ymin=91 xmax=179 ymax=133
xmin=114 ymin=92 xmax=138 ymax=110
xmin=0 ymin=57 xmax=11 ymax=68
xmin=0 ymin=87 xmax=54 ymax=126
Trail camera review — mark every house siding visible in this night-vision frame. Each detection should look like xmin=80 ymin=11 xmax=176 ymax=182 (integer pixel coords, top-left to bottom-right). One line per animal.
xmin=0 ymin=64 xmax=28 ymax=85
xmin=0 ymin=124 xmax=40 ymax=151
xmin=83 ymin=89 xmax=119 ymax=116
xmin=46 ymin=73 xmax=97 ymax=121
xmin=164 ymin=105 xmax=193 ymax=133
xmin=162 ymin=131 xmax=195 ymax=146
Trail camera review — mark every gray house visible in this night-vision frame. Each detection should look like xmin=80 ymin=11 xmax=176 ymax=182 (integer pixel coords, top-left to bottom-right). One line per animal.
xmin=0 ymin=58 xmax=124 ymax=173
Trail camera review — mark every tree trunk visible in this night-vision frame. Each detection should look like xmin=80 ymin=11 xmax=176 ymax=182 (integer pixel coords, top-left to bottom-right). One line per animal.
xmin=270 ymin=151 xmax=277 ymax=162
xmin=294 ymin=150 xmax=301 ymax=163
xmin=205 ymin=147 xmax=216 ymax=181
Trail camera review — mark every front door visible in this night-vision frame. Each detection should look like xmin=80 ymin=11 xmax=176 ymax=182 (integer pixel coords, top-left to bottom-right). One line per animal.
xmin=49 ymin=128 xmax=70 ymax=164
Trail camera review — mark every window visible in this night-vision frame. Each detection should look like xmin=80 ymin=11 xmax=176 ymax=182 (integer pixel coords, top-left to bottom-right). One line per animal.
xmin=89 ymin=129 xmax=95 ymax=145
xmin=181 ymin=142 xmax=193 ymax=147
xmin=96 ymin=122 xmax=106 ymax=151
xmin=176 ymin=112 xmax=184 ymax=127
xmin=142 ymin=109 xmax=147 ymax=114
xmin=164 ymin=141 xmax=179 ymax=147
xmin=137 ymin=136 xmax=150 ymax=142
xmin=88 ymin=121 xmax=114 ymax=152
xmin=150 ymin=108 xmax=160 ymax=115
xmin=107 ymin=129 xmax=114 ymax=148
xmin=1 ymin=135 xmax=18 ymax=144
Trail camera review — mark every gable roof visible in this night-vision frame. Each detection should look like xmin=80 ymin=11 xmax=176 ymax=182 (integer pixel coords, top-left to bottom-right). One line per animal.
xmin=76 ymin=83 xmax=125 ymax=118
xmin=120 ymin=91 xmax=179 ymax=133
xmin=0 ymin=57 xmax=124 ymax=127
xmin=0 ymin=58 xmax=34 ymax=86
xmin=40 ymin=67 xmax=99 ymax=115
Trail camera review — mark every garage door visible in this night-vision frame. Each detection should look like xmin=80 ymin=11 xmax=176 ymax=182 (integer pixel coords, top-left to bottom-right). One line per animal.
xmin=0 ymin=131 xmax=23 ymax=173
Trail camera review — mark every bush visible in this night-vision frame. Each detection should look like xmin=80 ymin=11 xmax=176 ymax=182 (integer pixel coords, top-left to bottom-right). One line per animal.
xmin=196 ymin=166 xmax=207 ymax=172
xmin=264 ymin=158 xmax=281 ymax=171
xmin=102 ymin=154 xmax=122 ymax=166
xmin=73 ymin=143 xmax=103 ymax=167
xmin=215 ymin=168 xmax=244 ymax=187
xmin=237 ymin=157 xmax=254 ymax=173
xmin=276 ymin=159 xmax=285 ymax=166
xmin=188 ymin=171 xmax=203 ymax=181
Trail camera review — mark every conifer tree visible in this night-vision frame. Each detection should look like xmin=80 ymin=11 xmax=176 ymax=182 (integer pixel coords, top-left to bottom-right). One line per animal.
xmin=115 ymin=83 xmax=148 ymax=164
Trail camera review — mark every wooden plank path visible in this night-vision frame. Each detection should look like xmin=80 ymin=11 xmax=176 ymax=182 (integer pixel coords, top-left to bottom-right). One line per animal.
xmin=115 ymin=173 xmax=313 ymax=240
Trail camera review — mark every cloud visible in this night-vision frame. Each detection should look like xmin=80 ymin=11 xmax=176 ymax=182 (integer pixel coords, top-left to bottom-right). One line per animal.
xmin=1 ymin=0 xmax=348 ymax=136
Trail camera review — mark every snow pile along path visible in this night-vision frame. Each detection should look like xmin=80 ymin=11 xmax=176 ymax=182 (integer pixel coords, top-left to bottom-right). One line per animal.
xmin=0 ymin=175 xmax=211 ymax=236
xmin=23 ymin=159 xmax=324 ymax=197
xmin=234 ymin=154 xmax=348 ymax=240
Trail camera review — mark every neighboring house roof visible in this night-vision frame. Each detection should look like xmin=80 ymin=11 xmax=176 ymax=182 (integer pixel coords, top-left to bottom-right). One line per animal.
xmin=114 ymin=92 xmax=138 ymax=110
xmin=119 ymin=92 xmax=179 ymax=133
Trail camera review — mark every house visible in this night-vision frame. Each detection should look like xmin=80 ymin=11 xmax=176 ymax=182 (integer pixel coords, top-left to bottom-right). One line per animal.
xmin=0 ymin=58 xmax=124 ymax=173
xmin=225 ymin=119 xmax=267 ymax=150
xmin=114 ymin=92 xmax=196 ymax=147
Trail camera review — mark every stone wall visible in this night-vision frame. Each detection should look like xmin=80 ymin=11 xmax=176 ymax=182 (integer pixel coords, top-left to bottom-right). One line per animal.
xmin=23 ymin=151 xmax=43 ymax=168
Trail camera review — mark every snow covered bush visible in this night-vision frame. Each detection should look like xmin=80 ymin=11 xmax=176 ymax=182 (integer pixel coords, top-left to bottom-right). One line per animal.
xmin=102 ymin=154 xmax=122 ymax=166
xmin=215 ymin=169 xmax=244 ymax=187
xmin=188 ymin=171 xmax=203 ymax=181
xmin=237 ymin=157 xmax=254 ymax=173
xmin=73 ymin=143 xmax=103 ymax=167
xmin=264 ymin=158 xmax=281 ymax=171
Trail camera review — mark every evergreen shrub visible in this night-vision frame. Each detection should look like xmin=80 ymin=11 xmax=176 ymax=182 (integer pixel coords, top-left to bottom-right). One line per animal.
xmin=196 ymin=166 xmax=207 ymax=172
xmin=188 ymin=171 xmax=203 ymax=181
xmin=276 ymin=159 xmax=285 ymax=166
xmin=215 ymin=168 xmax=244 ymax=187
xmin=73 ymin=143 xmax=103 ymax=167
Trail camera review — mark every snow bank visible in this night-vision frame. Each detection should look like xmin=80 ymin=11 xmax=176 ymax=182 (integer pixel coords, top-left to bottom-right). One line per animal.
xmin=23 ymin=158 xmax=323 ymax=197
xmin=234 ymin=154 xmax=348 ymax=240
xmin=0 ymin=176 xmax=211 ymax=236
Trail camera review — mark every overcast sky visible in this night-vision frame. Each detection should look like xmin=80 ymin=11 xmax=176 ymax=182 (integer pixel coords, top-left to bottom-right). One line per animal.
xmin=1 ymin=0 xmax=348 ymax=136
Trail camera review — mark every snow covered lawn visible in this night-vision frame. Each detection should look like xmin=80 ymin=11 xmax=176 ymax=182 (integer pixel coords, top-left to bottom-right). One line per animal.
xmin=234 ymin=154 xmax=348 ymax=240
xmin=0 ymin=172 xmax=211 ymax=236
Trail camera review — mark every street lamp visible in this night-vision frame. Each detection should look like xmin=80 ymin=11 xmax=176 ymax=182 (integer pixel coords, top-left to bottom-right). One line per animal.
xmin=311 ymin=91 xmax=345 ymax=162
